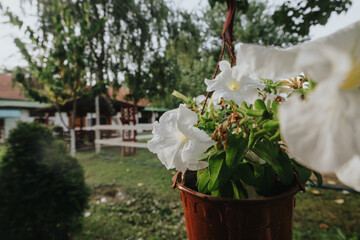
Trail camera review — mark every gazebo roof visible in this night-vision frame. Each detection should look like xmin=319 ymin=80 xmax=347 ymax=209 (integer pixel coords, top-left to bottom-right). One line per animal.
xmin=38 ymin=95 xmax=140 ymax=117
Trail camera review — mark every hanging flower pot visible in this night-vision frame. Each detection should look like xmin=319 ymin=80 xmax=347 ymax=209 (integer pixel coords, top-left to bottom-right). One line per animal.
xmin=148 ymin=0 xmax=359 ymax=239
xmin=174 ymin=172 xmax=301 ymax=240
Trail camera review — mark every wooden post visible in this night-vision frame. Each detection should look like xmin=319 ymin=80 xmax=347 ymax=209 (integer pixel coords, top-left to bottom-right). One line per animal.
xmin=95 ymin=96 xmax=101 ymax=154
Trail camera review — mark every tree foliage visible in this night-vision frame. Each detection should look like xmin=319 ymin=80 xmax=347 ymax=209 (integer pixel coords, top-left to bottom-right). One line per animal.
xmin=207 ymin=0 xmax=352 ymax=46
xmin=175 ymin=0 xmax=353 ymax=100
xmin=3 ymin=0 xmax=353 ymax=111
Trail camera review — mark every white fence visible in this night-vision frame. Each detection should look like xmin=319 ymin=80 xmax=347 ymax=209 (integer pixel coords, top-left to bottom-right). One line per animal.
xmin=94 ymin=123 xmax=153 ymax=153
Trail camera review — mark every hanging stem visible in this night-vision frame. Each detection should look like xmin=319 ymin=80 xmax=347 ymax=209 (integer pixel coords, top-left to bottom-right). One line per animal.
xmin=199 ymin=40 xmax=226 ymax=117
xmin=199 ymin=0 xmax=237 ymax=118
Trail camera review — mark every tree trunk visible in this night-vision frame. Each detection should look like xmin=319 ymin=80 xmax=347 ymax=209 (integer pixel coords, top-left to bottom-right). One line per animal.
xmin=70 ymin=95 xmax=77 ymax=157
xmin=70 ymin=128 xmax=76 ymax=157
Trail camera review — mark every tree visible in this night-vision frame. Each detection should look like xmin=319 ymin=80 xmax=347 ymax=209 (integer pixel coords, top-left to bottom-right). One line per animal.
xmin=207 ymin=0 xmax=352 ymax=46
xmin=4 ymin=1 xmax=94 ymax=156
xmin=169 ymin=0 xmax=353 ymax=100
xmin=15 ymin=0 xmax=179 ymax=108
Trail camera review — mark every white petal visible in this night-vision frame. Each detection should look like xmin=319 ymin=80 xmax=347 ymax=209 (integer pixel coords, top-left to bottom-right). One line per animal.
xmin=152 ymin=108 xmax=179 ymax=137
xmin=188 ymin=161 xmax=209 ymax=171
xmin=205 ymin=78 xmax=216 ymax=92
xmin=295 ymin=44 xmax=352 ymax=85
xmin=236 ymin=44 xmax=300 ymax=80
xmin=239 ymin=88 xmax=260 ymax=105
xmin=195 ymin=95 xmax=206 ymax=104
xmin=211 ymin=90 xmax=225 ymax=104
xmin=148 ymin=135 xmax=183 ymax=170
xmin=236 ymin=21 xmax=360 ymax=82
xmin=279 ymin=86 xmax=360 ymax=173
xmin=181 ymin=135 xmax=214 ymax=162
xmin=148 ymin=104 xmax=215 ymax=173
xmin=310 ymin=21 xmax=360 ymax=61
xmin=219 ymin=60 xmax=231 ymax=72
xmin=336 ymin=155 xmax=360 ymax=192
xmin=177 ymin=105 xmax=198 ymax=135
xmin=240 ymin=75 xmax=262 ymax=87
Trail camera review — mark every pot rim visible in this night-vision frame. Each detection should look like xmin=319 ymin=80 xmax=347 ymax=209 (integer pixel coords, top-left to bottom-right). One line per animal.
xmin=177 ymin=183 xmax=301 ymax=204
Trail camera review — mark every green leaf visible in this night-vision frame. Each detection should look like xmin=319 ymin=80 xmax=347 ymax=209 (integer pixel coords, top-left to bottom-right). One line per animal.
xmin=225 ymin=135 xmax=248 ymax=168
xmin=256 ymin=118 xmax=266 ymax=126
xmin=262 ymin=120 xmax=279 ymax=131
xmin=197 ymin=168 xmax=210 ymax=193
xmin=246 ymin=109 xmax=265 ymax=117
xmin=253 ymin=139 xmax=293 ymax=186
xmin=231 ymin=180 xmax=247 ymax=199
xmin=314 ymin=171 xmax=323 ymax=185
xmin=206 ymin=122 xmax=216 ymax=130
xmin=211 ymin=190 xmax=221 ymax=197
xmin=218 ymin=180 xmax=235 ymax=198
xmin=232 ymin=180 xmax=240 ymax=199
xmin=269 ymin=130 xmax=281 ymax=142
xmin=254 ymin=164 xmax=276 ymax=196
xmin=272 ymin=101 xmax=279 ymax=120
xmin=254 ymin=99 xmax=267 ymax=111
xmin=233 ymin=163 xmax=255 ymax=186
xmin=266 ymin=99 xmax=272 ymax=112
xmin=292 ymin=161 xmax=312 ymax=184
xmin=252 ymin=139 xmax=278 ymax=164
xmin=208 ymin=152 xmax=231 ymax=191
xmin=241 ymin=101 xmax=250 ymax=110
xmin=248 ymin=129 xmax=255 ymax=149
xmin=254 ymin=128 xmax=268 ymax=137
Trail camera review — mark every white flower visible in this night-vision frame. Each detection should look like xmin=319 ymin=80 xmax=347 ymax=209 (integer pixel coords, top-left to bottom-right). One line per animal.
xmin=280 ymin=24 xmax=360 ymax=191
xmin=336 ymin=156 xmax=360 ymax=192
xmin=194 ymin=95 xmax=206 ymax=105
xmin=205 ymin=60 xmax=264 ymax=106
xmin=194 ymin=95 xmax=206 ymax=111
xmin=208 ymin=95 xmax=222 ymax=110
xmin=147 ymin=104 xmax=215 ymax=173
xmin=236 ymin=21 xmax=360 ymax=190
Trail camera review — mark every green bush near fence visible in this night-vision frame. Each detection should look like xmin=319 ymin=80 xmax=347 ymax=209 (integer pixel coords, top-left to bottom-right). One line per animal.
xmin=0 ymin=122 xmax=90 ymax=240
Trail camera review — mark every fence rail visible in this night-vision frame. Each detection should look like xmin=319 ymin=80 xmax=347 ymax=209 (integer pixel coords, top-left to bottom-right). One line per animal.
xmin=94 ymin=123 xmax=153 ymax=131
xmin=94 ymin=123 xmax=153 ymax=153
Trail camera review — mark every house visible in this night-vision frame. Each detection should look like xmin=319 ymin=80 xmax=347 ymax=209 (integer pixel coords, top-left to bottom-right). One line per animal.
xmin=0 ymin=74 xmax=49 ymax=142
xmin=0 ymin=74 xmax=167 ymax=144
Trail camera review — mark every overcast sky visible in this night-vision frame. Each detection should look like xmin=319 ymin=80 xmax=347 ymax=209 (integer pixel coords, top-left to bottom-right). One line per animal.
xmin=1 ymin=0 xmax=360 ymax=71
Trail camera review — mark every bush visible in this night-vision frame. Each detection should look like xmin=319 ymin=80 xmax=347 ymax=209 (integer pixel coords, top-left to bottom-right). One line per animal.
xmin=0 ymin=122 xmax=90 ymax=240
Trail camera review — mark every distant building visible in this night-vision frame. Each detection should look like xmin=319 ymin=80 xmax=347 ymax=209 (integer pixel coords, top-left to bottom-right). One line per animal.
xmin=0 ymin=74 xmax=166 ymax=144
xmin=0 ymin=74 xmax=49 ymax=142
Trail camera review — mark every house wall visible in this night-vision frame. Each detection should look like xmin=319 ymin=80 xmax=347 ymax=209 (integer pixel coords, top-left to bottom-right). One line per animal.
xmin=2 ymin=109 xmax=37 ymax=139
xmin=20 ymin=109 xmax=35 ymax=123
xmin=50 ymin=112 xmax=69 ymax=130
xmin=4 ymin=117 xmax=19 ymax=139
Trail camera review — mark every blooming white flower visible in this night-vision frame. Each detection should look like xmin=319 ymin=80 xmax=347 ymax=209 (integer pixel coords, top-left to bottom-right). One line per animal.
xmin=208 ymin=95 xmax=222 ymax=110
xmin=236 ymin=21 xmax=360 ymax=190
xmin=194 ymin=94 xmax=206 ymax=111
xmin=148 ymin=104 xmax=215 ymax=173
xmin=194 ymin=95 xmax=206 ymax=105
xmin=205 ymin=60 xmax=264 ymax=106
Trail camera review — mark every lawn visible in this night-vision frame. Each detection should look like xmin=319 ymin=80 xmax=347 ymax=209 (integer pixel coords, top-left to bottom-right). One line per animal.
xmin=73 ymin=147 xmax=360 ymax=240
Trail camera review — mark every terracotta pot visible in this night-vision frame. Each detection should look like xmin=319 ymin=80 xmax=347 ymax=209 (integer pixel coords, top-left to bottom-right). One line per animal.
xmin=177 ymin=182 xmax=300 ymax=240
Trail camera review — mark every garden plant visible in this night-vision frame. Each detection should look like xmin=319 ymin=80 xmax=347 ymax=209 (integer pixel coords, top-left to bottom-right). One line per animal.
xmin=0 ymin=122 xmax=90 ymax=240
xmin=148 ymin=1 xmax=360 ymax=238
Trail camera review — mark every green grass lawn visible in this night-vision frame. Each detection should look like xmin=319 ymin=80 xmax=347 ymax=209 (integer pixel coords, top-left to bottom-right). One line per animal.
xmin=74 ymin=147 xmax=187 ymax=240
xmin=73 ymin=147 xmax=360 ymax=240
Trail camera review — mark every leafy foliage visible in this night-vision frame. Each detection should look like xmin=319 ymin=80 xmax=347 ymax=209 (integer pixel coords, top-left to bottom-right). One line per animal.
xmin=207 ymin=0 xmax=352 ymax=46
xmin=191 ymin=86 xmax=320 ymax=198
xmin=0 ymin=122 xmax=89 ymax=240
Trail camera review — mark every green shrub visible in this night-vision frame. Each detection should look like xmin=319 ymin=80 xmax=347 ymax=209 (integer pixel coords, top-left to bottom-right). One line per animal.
xmin=0 ymin=122 xmax=90 ymax=240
